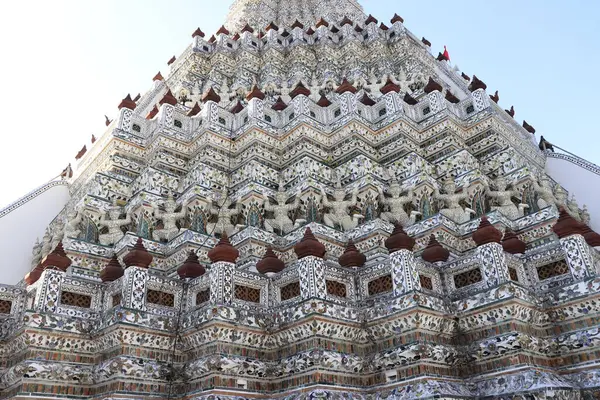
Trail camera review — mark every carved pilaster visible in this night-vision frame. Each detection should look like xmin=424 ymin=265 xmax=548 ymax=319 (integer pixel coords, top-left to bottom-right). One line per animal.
xmin=390 ymin=250 xmax=421 ymax=296
xmin=297 ymin=256 xmax=327 ymax=300
xmin=338 ymin=92 xmax=358 ymax=115
xmin=427 ymin=91 xmax=446 ymax=114
xmin=247 ymin=98 xmax=264 ymax=120
xmin=560 ymin=235 xmax=596 ymax=280
xmin=34 ymin=269 xmax=65 ymax=313
xmin=122 ymin=266 xmax=148 ymax=311
xmin=476 ymin=243 xmax=510 ymax=287
xmin=209 ymin=261 xmax=235 ymax=304
xmin=201 ymin=101 xmax=219 ymax=130
xmin=290 ymin=95 xmax=310 ymax=117
xmin=117 ymin=108 xmax=133 ymax=133
xmin=382 ymin=92 xmax=403 ymax=114
xmin=471 ymin=88 xmax=490 ymax=112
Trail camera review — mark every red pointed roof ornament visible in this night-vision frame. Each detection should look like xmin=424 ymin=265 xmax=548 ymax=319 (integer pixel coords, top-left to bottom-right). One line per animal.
xmin=91 ymin=134 xmax=97 ymax=143
xmin=118 ymin=94 xmax=137 ymax=110
xmin=153 ymin=72 xmax=164 ymax=82
xmin=192 ymin=27 xmax=205 ymax=38
xmin=443 ymin=45 xmax=450 ymax=62
xmin=232 ymin=33 xmax=241 ymax=41
xmin=159 ymin=89 xmax=178 ymax=106
xmin=246 ymin=84 xmax=266 ymax=101
xmin=380 ymin=78 xmax=401 ymax=94
xmin=177 ymin=250 xmax=206 ymax=279
xmin=424 ymin=77 xmax=443 ymax=93
xmin=291 ymin=20 xmax=304 ymax=30
xmin=100 ymin=254 xmax=124 ymax=282
xmin=202 ymin=87 xmax=222 ymax=103
xmin=422 ymin=235 xmax=450 ymax=263
xmin=40 ymin=242 xmax=72 ymax=272
xmin=490 ymin=90 xmax=499 ymax=103
xmin=353 ymin=25 xmax=363 ymax=33
xmin=403 ymin=93 xmax=418 ymax=105
xmin=306 ymin=27 xmax=315 ymax=35
xmin=468 ymin=75 xmax=487 ymax=92
xmin=241 ymin=23 xmax=254 ymax=34
xmin=338 ymin=240 xmax=366 ymax=268
xmin=133 ymin=93 xmax=141 ymax=102
xmin=552 ymin=207 xmax=583 ymax=238
xmin=359 ymin=93 xmax=376 ymax=106
xmin=271 ymin=96 xmax=288 ymax=111
xmin=445 ymin=91 xmax=460 ymax=104
xmin=365 ymin=15 xmax=378 ymax=25
xmin=336 ymin=78 xmax=357 ymax=94
xmin=167 ymin=56 xmax=176 ymax=65
xmin=385 ymin=224 xmax=415 ymax=253
xmin=208 ymin=233 xmax=239 ymax=263
xmin=523 ymin=121 xmax=536 ymax=134
xmin=60 ymin=164 xmax=73 ymax=179
xmin=472 ymin=216 xmax=502 ymax=246
xmin=316 ymin=18 xmax=329 ymax=28
xmin=208 ymin=35 xmax=216 ymax=43
xmin=461 ymin=72 xmax=471 ymax=81
xmin=294 ymin=228 xmax=326 ymax=259
xmin=25 ymin=265 xmax=44 ymax=285
xmin=340 ymin=16 xmax=353 ymax=26
xmin=379 ymin=23 xmax=389 ymax=31
xmin=146 ymin=105 xmax=159 ymax=120
xmin=289 ymin=81 xmax=311 ymax=98
xmin=391 ymin=14 xmax=405 ymax=24
xmin=187 ymin=102 xmax=201 ymax=117
xmin=216 ymin=25 xmax=230 ymax=36
xmin=105 ymin=115 xmax=112 ymax=126
xmin=505 ymin=106 xmax=515 ymax=117
xmin=501 ymin=229 xmax=526 ymax=255
xmin=421 ymin=37 xmax=431 ymax=47
xmin=265 ymin=21 xmax=279 ymax=32
xmin=230 ymin=100 xmax=244 ymax=114
xmin=75 ymin=145 xmax=87 ymax=160
xmin=317 ymin=94 xmax=332 ymax=107
xmin=123 ymin=237 xmax=153 ymax=268
xmin=256 ymin=247 xmax=285 ymax=274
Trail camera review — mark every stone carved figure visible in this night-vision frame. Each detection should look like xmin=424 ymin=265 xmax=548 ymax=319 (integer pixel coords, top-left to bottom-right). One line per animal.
xmin=378 ymin=180 xmax=420 ymax=226
xmin=99 ymin=206 xmax=131 ymax=246
xmin=485 ymin=176 xmax=528 ymax=220
xmin=64 ymin=211 xmax=83 ymax=239
xmin=567 ymin=194 xmax=582 ymax=221
xmin=152 ymin=195 xmax=189 ymax=242
xmin=530 ymin=174 xmax=558 ymax=210
xmin=31 ymin=239 xmax=42 ymax=268
xmin=320 ymin=178 xmax=362 ymax=231
xmin=50 ymin=220 xmax=65 ymax=251
xmin=434 ymin=179 xmax=475 ymax=224
xmin=41 ymin=229 xmax=53 ymax=258
xmin=262 ymin=180 xmax=304 ymax=235
xmin=581 ymin=205 xmax=591 ymax=225
xmin=207 ymin=188 xmax=241 ymax=236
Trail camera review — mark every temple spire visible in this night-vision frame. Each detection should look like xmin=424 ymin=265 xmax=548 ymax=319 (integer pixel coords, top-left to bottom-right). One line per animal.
xmin=225 ymin=0 xmax=365 ymax=32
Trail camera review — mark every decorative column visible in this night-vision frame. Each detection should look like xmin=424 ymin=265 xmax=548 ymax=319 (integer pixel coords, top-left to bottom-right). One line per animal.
xmin=121 ymin=238 xmax=153 ymax=311
xmin=200 ymin=88 xmax=222 ymax=130
xmin=553 ymin=208 xmax=596 ymax=280
xmin=424 ymin=78 xmax=446 ymax=114
xmin=469 ymin=76 xmax=490 ymax=112
xmin=473 ymin=217 xmax=509 ymax=287
xmin=336 ymin=78 xmax=358 ymax=116
xmin=380 ymin=78 xmax=403 ymax=114
xmin=191 ymin=27 xmax=208 ymax=52
xmin=385 ymin=224 xmax=420 ymax=295
xmin=246 ymin=85 xmax=265 ymax=120
xmin=207 ymin=234 xmax=239 ymax=305
xmin=116 ymin=94 xmax=137 ymax=133
xmin=32 ymin=242 xmax=72 ymax=313
xmin=158 ymin=89 xmax=178 ymax=127
xmin=289 ymin=81 xmax=311 ymax=117
xmin=294 ymin=228 xmax=327 ymax=300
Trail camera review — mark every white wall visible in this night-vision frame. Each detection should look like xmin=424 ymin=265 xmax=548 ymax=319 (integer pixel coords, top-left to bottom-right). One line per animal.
xmin=546 ymin=156 xmax=600 ymax=230
xmin=0 ymin=184 xmax=70 ymax=285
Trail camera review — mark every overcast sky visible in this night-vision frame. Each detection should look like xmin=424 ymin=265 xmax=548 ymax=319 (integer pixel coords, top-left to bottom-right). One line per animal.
xmin=0 ymin=0 xmax=598 ymax=207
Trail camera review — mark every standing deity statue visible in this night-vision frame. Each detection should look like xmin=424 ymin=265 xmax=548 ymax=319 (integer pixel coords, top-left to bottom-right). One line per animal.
xmin=152 ymin=195 xmax=189 ymax=242
xmin=40 ymin=228 xmax=53 ymax=258
xmin=262 ymin=180 xmax=304 ymax=235
xmin=581 ymin=205 xmax=591 ymax=225
xmin=530 ymin=174 xmax=558 ymax=210
xmin=434 ymin=179 xmax=475 ymax=224
xmin=207 ymin=188 xmax=241 ymax=237
xmin=567 ymin=194 xmax=582 ymax=221
xmin=50 ymin=220 xmax=65 ymax=251
xmin=485 ymin=176 xmax=528 ymax=220
xmin=378 ymin=180 xmax=420 ymax=226
xmin=99 ymin=206 xmax=131 ymax=246
xmin=64 ymin=210 xmax=83 ymax=239
xmin=553 ymin=186 xmax=580 ymax=219
xmin=31 ymin=238 xmax=43 ymax=268
xmin=320 ymin=178 xmax=362 ymax=231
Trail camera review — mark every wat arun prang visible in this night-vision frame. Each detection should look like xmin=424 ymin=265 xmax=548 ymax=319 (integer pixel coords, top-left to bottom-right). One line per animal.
xmin=5 ymin=0 xmax=600 ymax=398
